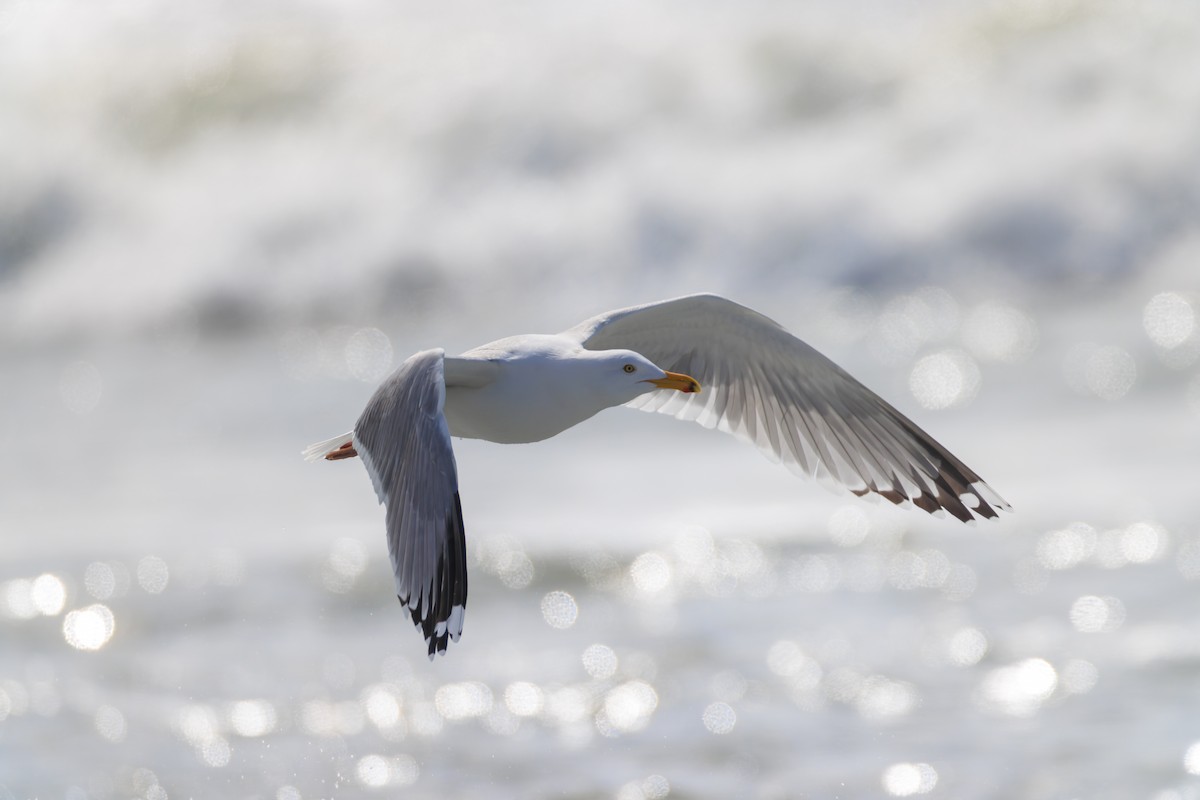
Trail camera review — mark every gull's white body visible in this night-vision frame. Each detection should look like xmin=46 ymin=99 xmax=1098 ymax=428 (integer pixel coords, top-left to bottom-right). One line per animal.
xmin=442 ymin=335 xmax=641 ymax=443
xmin=305 ymin=293 xmax=1009 ymax=659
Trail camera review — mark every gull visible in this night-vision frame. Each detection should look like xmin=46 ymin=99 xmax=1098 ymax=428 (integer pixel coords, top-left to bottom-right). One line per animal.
xmin=304 ymin=293 xmax=1009 ymax=658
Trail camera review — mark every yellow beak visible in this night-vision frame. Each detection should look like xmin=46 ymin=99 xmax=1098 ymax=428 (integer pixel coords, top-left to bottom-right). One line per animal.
xmin=644 ymin=371 xmax=702 ymax=394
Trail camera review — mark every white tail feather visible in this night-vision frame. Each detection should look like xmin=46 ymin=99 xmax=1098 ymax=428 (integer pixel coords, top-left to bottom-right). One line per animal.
xmin=302 ymin=431 xmax=354 ymax=462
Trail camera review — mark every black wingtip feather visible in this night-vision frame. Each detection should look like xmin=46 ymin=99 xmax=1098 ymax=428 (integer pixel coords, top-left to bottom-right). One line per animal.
xmin=395 ymin=491 xmax=469 ymax=660
xmin=852 ymin=468 xmax=1004 ymax=523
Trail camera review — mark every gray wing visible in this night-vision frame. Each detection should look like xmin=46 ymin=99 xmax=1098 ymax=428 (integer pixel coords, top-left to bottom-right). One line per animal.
xmin=565 ymin=294 xmax=1009 ymax=523
xmin=354 ymin=348 xmax=467 ymax=658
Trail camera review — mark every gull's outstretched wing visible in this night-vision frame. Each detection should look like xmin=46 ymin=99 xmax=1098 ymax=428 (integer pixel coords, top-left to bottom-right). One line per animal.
xmin=565 ymin=294 xmax=1009 ymax=523
xmin=354 ymin=348 xmax=467 ymax=657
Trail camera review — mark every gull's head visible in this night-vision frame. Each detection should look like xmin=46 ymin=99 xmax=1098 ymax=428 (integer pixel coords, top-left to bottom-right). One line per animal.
xmin=594 ymin=350 xmax=701 ymax=403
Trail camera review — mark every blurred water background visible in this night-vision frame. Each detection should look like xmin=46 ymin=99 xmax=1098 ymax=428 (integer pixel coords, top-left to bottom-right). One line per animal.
xmin=3 ymin=1 xmax=1200 ymax=798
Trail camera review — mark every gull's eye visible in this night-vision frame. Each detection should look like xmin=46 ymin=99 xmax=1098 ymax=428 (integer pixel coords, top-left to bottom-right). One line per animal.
xmin=623 ymin=364 xmax=636 ymax=373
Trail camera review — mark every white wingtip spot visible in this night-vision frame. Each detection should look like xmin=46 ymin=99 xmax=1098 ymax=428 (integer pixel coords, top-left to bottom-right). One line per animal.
xmin=971 ymin=480 xmax=1012 ymax=511
xmin=448 ymin=605 xmax=465 ymax=640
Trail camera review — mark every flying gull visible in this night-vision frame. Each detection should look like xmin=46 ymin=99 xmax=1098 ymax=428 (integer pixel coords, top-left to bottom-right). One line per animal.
xmin=304 ymin=293 xmax=1009 ymax=658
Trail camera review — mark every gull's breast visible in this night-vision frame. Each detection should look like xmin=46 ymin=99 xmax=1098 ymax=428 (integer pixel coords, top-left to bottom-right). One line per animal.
xmin=444 ymin=377 xmax=610 ymax=443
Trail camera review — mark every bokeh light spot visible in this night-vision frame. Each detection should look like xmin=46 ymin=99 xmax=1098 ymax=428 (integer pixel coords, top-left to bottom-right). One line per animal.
xmin=478 ymin=537 xmax=536 ymax=589
xmin=909 ymin=349 xmax=981 ymax=410
xmin=176 ymin=704 xmax=220 ymax=746
xmin=136 ymin=556 xmax=169 ymax=594
xmin=94 ymin=705 xmax=127 ymax=743
xmin=1177 ymin=538 xmax=1200 ymax=580
xmin=630 ymin=552 xmax=672 ymax=594
xmin=132 ymin=768 xmax=163 ymax=798
xmin=871 ymin=288 xmax=959 ymax=364
xmin=84 ymin=562 xmax=117 ymax=599
xmin=30 ymin=574 xmax=66 ymax=616
xmin=701 ymin=701 xmax=736 ymax=734
xmin=828 ymin=505 xmax=871 ymax=547
xmin=604 ymin=681 xmax=658 ymax=733
xmin=1086 ymin=345 xmax=1137 ymax=400
xmin=1 ymin=579 xmax=37 ymax=620
xmin=62 ymin=604 xmax=115 ymax=650
xmin=541 ymin=591 xmax=578 ymax=629
xmin=499 ymin=551 xmax=535 ymax=589
xmin=642 ymin=775 xmax=670 ymax=799
xmin=1036 ymin=523 xmax=1097 ymax=570
xmin=962 ymin=302 xmax=1038 ymax=363
xmin=1 ymin=681 xmax=27 ymax=719
xmin=856 ymin=676 xmax=917 ymax=720
xmin=1184 ymin=742 xmax=1200 ymax=775
xmin=200 ymin=737 xmax=232 ymax=767
xmin=1067 ymin=344 xmax=1136 ymax=400
xmin=363 ymin=685 xmax=403 ymax=731
xmin=1121 ymin=521 xmax=1166 ymax=563
xmin=547 ymin=686 xmax=590 ymax=726
xmin=978 ymin=658 xmax=1057 ymax=716
xmin=947 ymin=627 xmax=988 ymax=667
xmin=1143 ymin=292 xmax=1195 ymax=349
xmin=766 ymin=641 xmax=822 ymax=689
xmin=1069 ymin=595 xmax=1125 ymax=633
xmin=356 ymin=755 xmax=388 ymax=788
xmin=434 ymin=682 xmax=493 ymax=720
xmin=229 ymin=700 xmax=277 ymax=737
xmin=616 ymin=774 xmax=671 ymax=800
xmin=582 ymin=644 xmax=619 ymax=680
xmin=504 ymin=682 xmax=545 ymax=717
xmin=882 ymin=762 xmax=938 ymax=796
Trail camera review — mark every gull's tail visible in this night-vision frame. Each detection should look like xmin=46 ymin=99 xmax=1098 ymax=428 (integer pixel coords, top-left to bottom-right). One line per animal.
xmin=302 ymin=432 xmax=358 ymax=462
